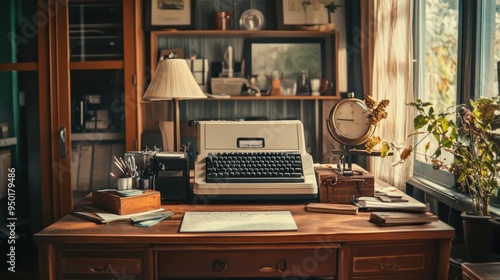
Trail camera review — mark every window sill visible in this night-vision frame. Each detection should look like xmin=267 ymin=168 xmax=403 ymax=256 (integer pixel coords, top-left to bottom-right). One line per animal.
xmin=407 ymin=175 xmax=500 ymax=217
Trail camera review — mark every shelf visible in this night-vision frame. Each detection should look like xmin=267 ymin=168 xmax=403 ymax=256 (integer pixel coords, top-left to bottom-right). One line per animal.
xmin=151 ymin=30 xmax=337 ymax=38
xmin=141 ymin=95 xmax=339 ymax=103
xmin=70 ymin=60 xmax=123 ymax=70
xmin=0 ymin=62 xmax=38 ymax=71
xmin=0 ymin=137 xmax=17 ymax=148
xmin=71 ymin=132 xmax=124 ymax=142
xmin=206 ymin=95 xmax=340 ymax=100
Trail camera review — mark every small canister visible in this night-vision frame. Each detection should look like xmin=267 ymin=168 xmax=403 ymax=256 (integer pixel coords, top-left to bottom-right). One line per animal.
xmin=214 ymin=11 xmax=232 ymax=30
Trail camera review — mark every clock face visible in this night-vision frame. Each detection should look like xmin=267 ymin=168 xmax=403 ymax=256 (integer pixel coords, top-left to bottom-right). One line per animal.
xmin=328 ymin=99 xmax=374 ymax=146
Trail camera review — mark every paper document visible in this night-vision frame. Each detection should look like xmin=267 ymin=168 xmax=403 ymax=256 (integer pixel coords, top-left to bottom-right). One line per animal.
xmin=356 ymin=197 xmax=428 ymax=212
xmin=179 ymin=211 xmax=298 ymax=232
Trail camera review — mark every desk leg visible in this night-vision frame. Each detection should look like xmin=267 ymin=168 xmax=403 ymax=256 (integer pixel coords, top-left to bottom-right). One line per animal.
xmin=438 ymin=238 xmax=452 ymax=280
xmin=38 ymin=243 xmax=55 ymax=280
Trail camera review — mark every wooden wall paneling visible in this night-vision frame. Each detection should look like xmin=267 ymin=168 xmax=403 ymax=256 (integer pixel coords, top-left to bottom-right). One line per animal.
xmin=219 ymin=100 xmax=238 ymax=119
xmin=52 ymin=0 xmax=73 ymax=220
xmin=124 ymin=0 xmax=139 ymax=151
xmin=252 ymin=100 xmax=270 ymax=118
xmin=134 ymin=0 xmax=146 ymax=151
xmin=38 ymin=0 xmax=54 ymax=227
xmin=322 ymin=99 xmax=341 ymax=163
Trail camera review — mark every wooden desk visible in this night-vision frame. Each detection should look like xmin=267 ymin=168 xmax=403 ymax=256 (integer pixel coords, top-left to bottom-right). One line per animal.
xmin=34 ymin=203 xmax=455 ymax=280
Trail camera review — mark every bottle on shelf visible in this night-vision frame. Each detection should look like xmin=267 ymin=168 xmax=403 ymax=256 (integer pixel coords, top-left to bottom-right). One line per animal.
xmin=296 ymin=70 xmax=311 ymax=96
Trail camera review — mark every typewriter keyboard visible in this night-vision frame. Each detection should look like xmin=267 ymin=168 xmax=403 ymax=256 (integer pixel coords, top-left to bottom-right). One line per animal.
xmin=205 ymin=152 xmax=305 ymax=183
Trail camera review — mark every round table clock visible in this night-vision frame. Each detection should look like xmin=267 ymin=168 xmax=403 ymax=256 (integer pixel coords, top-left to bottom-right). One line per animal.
xmin=327 ymin=93 xmax=374 ymax=146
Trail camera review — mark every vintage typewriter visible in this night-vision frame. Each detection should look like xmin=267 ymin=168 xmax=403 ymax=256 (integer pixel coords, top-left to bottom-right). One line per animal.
xmin=193 ymin=120 xmax=318 ymax=201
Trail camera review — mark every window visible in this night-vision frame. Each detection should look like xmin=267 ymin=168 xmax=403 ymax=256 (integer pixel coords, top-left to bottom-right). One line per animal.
xmin=413 ymin=0 xmax=458 ymax=187
xmin=413 ymin=0 xmax=499 ymax=189
xmin=477 ymin=0 xmax=500 ymax=99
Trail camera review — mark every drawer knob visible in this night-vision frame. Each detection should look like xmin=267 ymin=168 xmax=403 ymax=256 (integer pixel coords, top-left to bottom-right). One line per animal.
xmin=260 ymin=266 xmax=275 ymax=273
xmin=259 ymin=259 xmax=287 ymax=273
xmin=213 ymin=259 xmax=227 ymax=272
xmin=276 ymin=259 xmax=287 ymax=272
xmin=89 ymin=264 xmax=112 ymax=273
xmin=379 ymin=261 xmax=397 ymax=270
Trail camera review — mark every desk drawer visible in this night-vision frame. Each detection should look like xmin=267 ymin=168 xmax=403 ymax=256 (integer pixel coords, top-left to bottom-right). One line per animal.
xmin=156 ymin=245 xmax=337 ymax=278
xmin=59 ymin=247 xmax=145 ymax=279
xmin=344 ymin=241 xmax=435 ymax=279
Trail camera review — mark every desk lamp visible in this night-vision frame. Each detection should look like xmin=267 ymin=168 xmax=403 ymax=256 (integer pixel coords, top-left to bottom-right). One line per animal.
xmin=143 ymin=58 xmax=206 ymax=151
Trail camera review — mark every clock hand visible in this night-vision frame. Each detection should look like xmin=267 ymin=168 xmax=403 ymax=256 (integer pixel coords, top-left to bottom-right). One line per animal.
xmin=337 ymin=118 xmax=354 ymax=121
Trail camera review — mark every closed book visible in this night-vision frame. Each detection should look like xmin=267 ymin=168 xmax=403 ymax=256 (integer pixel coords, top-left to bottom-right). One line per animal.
xmin=370 ymin=211 xmax=439 ymax=226
xmin=306 ymin=203 xmax=358 ymax=215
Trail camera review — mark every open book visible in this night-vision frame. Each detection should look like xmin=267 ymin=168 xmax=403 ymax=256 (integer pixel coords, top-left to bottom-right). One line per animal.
xmin=73 ymin=205 xmax=172 ymax=224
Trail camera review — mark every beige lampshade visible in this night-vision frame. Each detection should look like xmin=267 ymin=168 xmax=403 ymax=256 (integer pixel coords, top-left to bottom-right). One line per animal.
xmin=143 ymin=58 xmax=207 ymax=101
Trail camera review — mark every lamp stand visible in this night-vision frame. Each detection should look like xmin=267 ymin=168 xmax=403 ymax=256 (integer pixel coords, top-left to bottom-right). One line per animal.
xmin=172 ymin=98 xmax=181 ymax=152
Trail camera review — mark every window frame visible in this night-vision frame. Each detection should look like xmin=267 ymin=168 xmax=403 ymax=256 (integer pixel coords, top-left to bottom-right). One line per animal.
xmin=411 ymin=0 xmax=500 ymax=211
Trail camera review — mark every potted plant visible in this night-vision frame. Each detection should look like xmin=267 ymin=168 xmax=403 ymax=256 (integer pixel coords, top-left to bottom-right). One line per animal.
xmin=367 ymin=96 xmax=500 ymax=262
xmin=323 ymin=0 xmax=342 ymax=24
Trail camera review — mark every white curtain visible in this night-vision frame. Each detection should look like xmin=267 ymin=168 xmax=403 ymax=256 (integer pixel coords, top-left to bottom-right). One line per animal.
xmin=362 ymin=0 xmax=414 ymax=190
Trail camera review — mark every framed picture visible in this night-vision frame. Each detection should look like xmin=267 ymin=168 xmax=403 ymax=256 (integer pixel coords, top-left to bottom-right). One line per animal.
xmin=145 ymin=0 xmax=195 ymax=30
xmin=243 ymin=38 xmax=325 ymax=91
xmin=277 ymin=0 xmax=329 ymax=28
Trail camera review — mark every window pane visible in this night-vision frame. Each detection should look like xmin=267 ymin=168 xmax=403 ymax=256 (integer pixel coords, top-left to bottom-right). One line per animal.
xmin=414 ymin=0 xmax=459 ymax=186
xmin=420 ymin=0 xmax=458 ymax=110
xmin=477 ymin=0 xmax=500 ymax=98
xmin=478 ymin=1 xmax=500 ymax=206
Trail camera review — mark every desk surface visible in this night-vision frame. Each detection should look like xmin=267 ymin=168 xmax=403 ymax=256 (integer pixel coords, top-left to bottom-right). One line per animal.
xmin=35 ymin=203 xmax=454 ymax=244
xmin=35 ymin=202 xmax=455 ymax=280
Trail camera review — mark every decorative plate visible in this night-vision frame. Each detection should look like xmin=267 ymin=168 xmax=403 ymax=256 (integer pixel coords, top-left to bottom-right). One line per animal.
xmin=239 ymin=9 xmax=265 ymax=30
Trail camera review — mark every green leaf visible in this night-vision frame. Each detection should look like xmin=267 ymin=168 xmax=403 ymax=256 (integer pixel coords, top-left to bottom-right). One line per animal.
xmin=439 ymin=116 xmax=449 ymax=131
xmin=424 ymin=141 xmax=430 ymax=153
xmin=380 ymin=141 xmax=391 ymax=157
xmin=441 ymin=136 xmax=453 ymax=148
xmin=414 ymin=115 xmax=429 ymax=129
xmin=434 ymin=148 xmax=442 ymax=158
xmin=432 ymin=131 xmax=440 ymax=142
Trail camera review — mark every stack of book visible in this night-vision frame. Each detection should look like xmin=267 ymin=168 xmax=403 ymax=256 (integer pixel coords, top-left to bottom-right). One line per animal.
xmin=73 ymin=189 xmax=173 ymax=227
xmin=369 ymin=211 xmax=439 ymax=226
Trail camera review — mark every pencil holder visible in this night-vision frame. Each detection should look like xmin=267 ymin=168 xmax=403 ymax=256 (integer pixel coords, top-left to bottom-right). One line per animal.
xmin=117 ymin=177 xmax=132 ymax=190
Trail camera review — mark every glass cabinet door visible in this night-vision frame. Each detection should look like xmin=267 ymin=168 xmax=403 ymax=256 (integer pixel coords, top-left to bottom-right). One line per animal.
xmin=68 ymin=1 xmax=124 ymax=61
xmin=68 ymin=0 xmax=129 ymax=204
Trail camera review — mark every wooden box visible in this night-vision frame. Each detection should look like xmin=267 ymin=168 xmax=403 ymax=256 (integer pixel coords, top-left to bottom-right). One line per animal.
xmin=92 ymin=190 xmax=161 ymax=215
xmin=315 ymin=168 xmax=374 ymax=204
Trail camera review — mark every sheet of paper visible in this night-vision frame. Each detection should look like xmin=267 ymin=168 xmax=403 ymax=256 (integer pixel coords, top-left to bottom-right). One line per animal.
xmin=179 ymin=211 xmax=298 ymax=232
xmin=356 ymin=197 xmax=428 ymax=212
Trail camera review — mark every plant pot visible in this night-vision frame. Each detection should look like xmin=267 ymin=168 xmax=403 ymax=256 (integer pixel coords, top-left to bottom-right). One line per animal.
xmin=461 ymin=211 xmax=493 ymax=263
xmin=490 ymin=216 xmax=500 ymax=254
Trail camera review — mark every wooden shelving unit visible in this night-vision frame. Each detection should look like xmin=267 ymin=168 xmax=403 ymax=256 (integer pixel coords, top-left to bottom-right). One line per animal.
xmin=150 ymin=30 xmax=339 ymax=96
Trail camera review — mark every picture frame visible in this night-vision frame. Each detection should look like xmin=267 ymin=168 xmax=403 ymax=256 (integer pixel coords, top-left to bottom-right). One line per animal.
xmin=145 ymin=0 xmax=195 ymax=30
xmin=277 ymin=0 xmax=329 ymax=29
xmin=243 ymin=38 xmax=325 ymax=91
